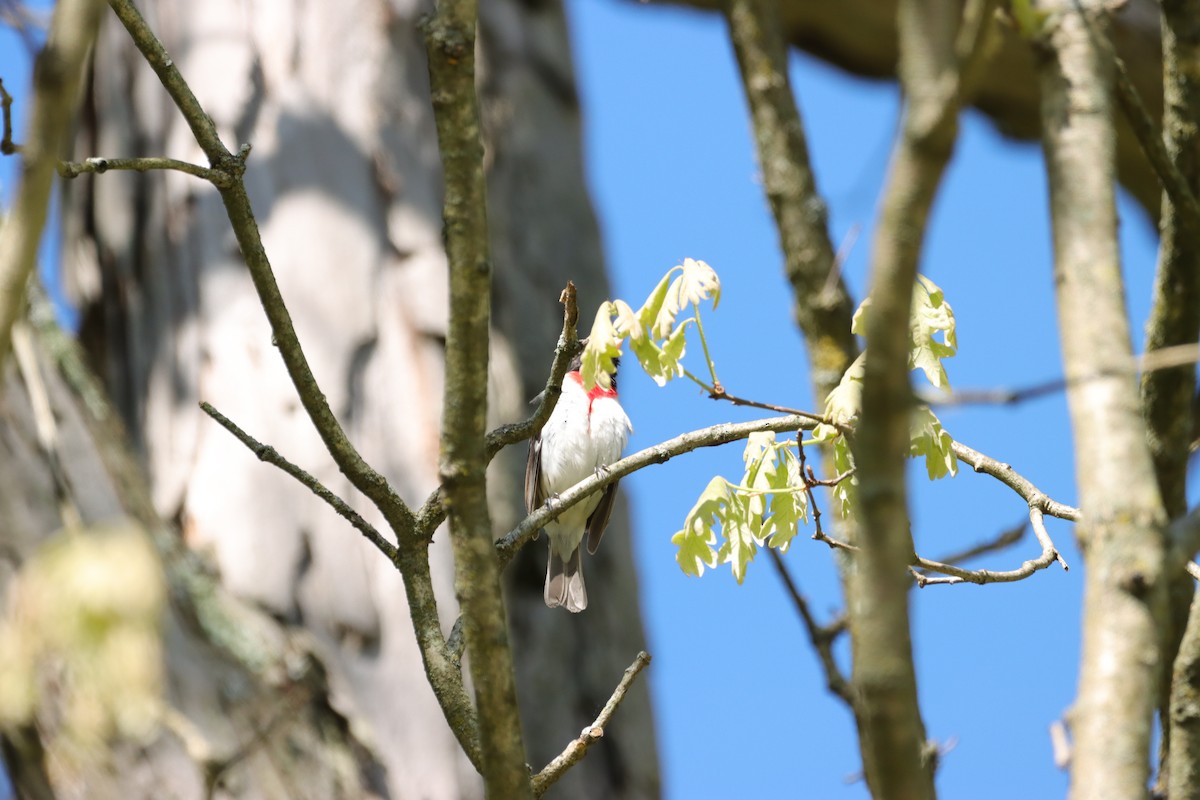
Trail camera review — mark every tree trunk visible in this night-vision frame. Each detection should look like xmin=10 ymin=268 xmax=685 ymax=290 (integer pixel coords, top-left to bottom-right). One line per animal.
xmin=58 ymin=1 xmax=658 ymax=797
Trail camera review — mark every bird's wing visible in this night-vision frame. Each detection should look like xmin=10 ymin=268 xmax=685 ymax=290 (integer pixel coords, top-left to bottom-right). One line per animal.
xmin=525 ymin=434 xmax=544 ymax=517
xmin=585 ymin=479 xmax=620 ymax=555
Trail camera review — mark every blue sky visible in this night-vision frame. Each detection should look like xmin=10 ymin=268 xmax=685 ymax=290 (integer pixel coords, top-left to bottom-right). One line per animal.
xmin=0 ymin=2 xmax=1172 ymax=798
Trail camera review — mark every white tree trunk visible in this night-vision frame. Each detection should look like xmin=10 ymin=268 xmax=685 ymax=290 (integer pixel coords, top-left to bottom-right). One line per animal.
xmin=62 ymin=1 xmax=658 ymax=797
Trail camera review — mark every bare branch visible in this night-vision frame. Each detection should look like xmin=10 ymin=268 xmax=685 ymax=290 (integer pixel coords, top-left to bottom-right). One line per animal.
xmin=846 ymin=0 xmax=986 ymax=791
xmin=767 ymin=549 xmax=854 ymax=707
xmin=198 ymin=401 xmax=396 ymax=562
xmin=58 ymin=155 xmax=227 ymax=185
xmin=531 ymin=651 xmax=652 ymax=797
xmin=951 ymin=441 xmax=1080 ymax=521
xmin=912 ymin=508 xmax=1068 ymax=587
xmin=925 ymin=518 xmax=1027 ymax=566
xmin=415 ymin=283 xmax=581 ymax=540
xmin=105 ymin=0 xmax=417 ymax=538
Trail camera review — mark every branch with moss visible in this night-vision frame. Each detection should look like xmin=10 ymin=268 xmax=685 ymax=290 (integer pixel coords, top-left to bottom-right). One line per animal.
xmin=0 ymin=0 xmax=104 ymax=369
xmin=423 ymin=0 xmax=530 ymax=795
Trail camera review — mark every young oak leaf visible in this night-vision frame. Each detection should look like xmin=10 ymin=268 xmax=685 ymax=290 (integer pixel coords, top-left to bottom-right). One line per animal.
xmin=672 ymin=476 xmax=727 ymax=577
xmin=910 ymin=275 xmax=957 ymax=391
xmin=910 ymin=405 xmax=958 ymax=480
xmin=654 ymin=258 xmax=720 ymax=338
xmin=849 ymin=275 xmax=957 ymax=391
xmin=581 ymin=302 xmax=624 ymax=390
xmin=715 ymin=490 xmax=760 ymax=584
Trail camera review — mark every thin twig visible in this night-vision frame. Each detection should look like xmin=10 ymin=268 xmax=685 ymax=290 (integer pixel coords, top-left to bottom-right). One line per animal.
xmin=199 ymin=401 xmax=396 ymax=562
xmin=767 ymin=549 xmax=854 ymax=708
xmin=951 ymin=441 xmax=1080 ymax=521
xmin=926 ymin=342 xmax=1200 ymax=407
xmin=911 ymin=508 xmax=1067 ymax=587
xmin=415 ymin=283 xmax=581 ymax=540
xmin=58 ymin=155 xmax=227 ymax=185
xmin=705 ymin=383 xmax=823 ymax=420
xmin=531 ymin=651 xmax=652 ymax=797
xmin=795 ymin=437 xmax=857 ymax=553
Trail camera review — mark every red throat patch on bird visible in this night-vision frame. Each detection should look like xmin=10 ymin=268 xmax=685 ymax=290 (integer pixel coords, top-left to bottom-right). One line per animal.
xmin=566 ymin=371 xmax=617 ymax=414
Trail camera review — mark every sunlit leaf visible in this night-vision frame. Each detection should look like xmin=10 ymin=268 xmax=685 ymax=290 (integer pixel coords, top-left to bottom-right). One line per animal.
xmin=909 ymin=405 xmax=958 ymax=480
xmin=672 ymin=477 xmax=727 ymax=577
xmin=910 ymin=275 xmax=957 ymax=391
xmin=581 ymin=303 xmax=624 ymax=390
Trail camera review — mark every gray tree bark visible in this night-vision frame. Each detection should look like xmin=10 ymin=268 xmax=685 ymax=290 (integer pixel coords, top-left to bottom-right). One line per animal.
xmin=57 ymin=1 xmax=658 ymax=798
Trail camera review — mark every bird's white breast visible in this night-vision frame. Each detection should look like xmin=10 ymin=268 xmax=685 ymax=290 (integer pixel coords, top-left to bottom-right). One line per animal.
xmin=538 ymin=377 xmax=632 ymax=546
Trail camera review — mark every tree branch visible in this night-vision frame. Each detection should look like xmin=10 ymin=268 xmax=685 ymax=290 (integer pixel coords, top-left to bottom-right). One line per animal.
xmin=848 ymin=0 xmax=983 ymax=792
xmin=58 ymin=155 xmax=227 ymax=185
xmin=198 ymin=402 xmax=396 ymax=562
xmin=414 ymin=283 xmax=581 ymax=540
xmin=0 ymin=0 xmax=104 ymax=368
xmin=530 ymin=651 xmax=652 ymax=797
xmin=723 ymin=0 xmax=856 ymax=401
xmin=1035 ymin=2 xmax=1169 ymax=796
xmin=912 ymin=508 xmax=1068 ymax=586
xmin=950 ymin=441 xmax=1080 ymax=521
xmin=423 ymin=0 xmax=530 ymax=795
xmin=767 ymin=549 xmax=854 ymax=707
xmin=497 ymin=414 xmax=820 ymax=566
xmin=104 ymin=0 xmax=417 ymax=539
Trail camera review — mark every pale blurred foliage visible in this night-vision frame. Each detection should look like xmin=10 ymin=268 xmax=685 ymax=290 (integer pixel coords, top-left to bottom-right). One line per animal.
xmin=0 ymin=522 xmax=166 ymax=770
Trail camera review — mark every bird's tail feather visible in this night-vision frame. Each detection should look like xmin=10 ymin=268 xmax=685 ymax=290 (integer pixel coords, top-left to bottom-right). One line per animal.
xmin=545 ymin=546 xmax=587 ymax=612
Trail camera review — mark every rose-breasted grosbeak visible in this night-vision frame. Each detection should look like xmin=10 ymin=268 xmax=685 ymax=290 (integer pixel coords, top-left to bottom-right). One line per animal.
xmin=525 ymin=351 xmax=631 ymax=612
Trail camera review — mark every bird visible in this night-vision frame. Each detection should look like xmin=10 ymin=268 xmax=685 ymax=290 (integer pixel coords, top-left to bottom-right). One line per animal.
xmin=525 ymin=349 xmax=632 ymax=612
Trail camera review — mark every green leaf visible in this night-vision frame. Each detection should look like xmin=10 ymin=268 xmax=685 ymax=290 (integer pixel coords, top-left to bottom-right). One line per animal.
xmin=716 ymin=491 xmax=759 ymax=584
xmin=763 ymin=490 xmax=805 ymax=553
xmin=654 ymin=258 xmax=720 ymax=338
xmin=581 ymin=303 xmax=624 ymax=390
xmin=847 ymin=276 xmax=956 ymax=391
xmin=910 ymin=275 xmax=957 ymax=391
xmin=827 ymin=436 xmax=858 ymax=519
xmin=637 ymin=269 xmax=678 ymax=339
xmin=909 ymin=405 xmax=958 ymax=480
xmin=612 ymin=299 xmax=642 ymax=340
xmin=656 ymin=320 xmax=691 ymax=384
xmin=816 ymin=352 xmax=865 ymax=437
xmin=672 ymin=477 xmax=726 ymax=577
